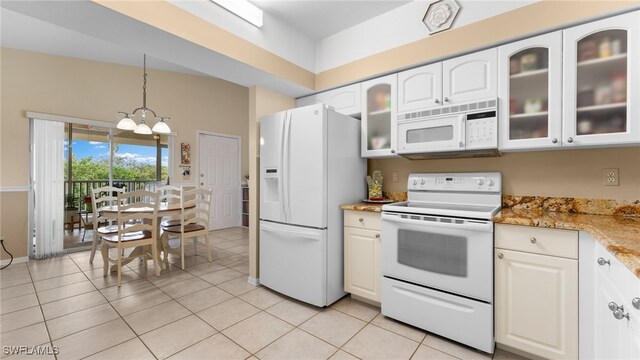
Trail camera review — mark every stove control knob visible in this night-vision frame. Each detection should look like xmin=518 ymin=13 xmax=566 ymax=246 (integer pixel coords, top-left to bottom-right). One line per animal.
xmin=420 ymin=179 xmax=425 ymax=185
xmin=477 ymin=179 xmax=485 ymax=186
xmin=413 ymin=179 xmax=418 ymax=186
xmin=488 ymin=180 xmax=495 ymax=187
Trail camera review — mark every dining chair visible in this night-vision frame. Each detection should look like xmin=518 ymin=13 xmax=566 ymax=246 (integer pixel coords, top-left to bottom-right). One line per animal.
xmin=158 ymin=185 xmax=183 ymax=228
xmin=161 ymin=188 xmax=213 ymax=269
xmin=101 ymin=189 xmax=160 ymax=286
xmin=89 ymin=186 xmax=125 ymax=263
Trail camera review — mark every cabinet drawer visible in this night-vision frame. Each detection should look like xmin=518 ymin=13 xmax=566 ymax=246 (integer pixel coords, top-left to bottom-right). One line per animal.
xmin=495 ymin=224 xmax=578 ymax=259
xmin=344 ymin=210 xmax=381 ymax=230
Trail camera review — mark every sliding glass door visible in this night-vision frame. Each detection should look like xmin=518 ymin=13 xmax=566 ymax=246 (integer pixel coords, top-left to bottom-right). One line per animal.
xmin=31 ymin=119 xmax=171 ymax=254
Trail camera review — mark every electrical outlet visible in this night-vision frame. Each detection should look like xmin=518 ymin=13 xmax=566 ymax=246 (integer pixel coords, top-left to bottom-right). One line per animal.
xmin=391 ymin=171 xmax=399 ymax=183
xmin=603 ymin=168 xmax=619 ymax=186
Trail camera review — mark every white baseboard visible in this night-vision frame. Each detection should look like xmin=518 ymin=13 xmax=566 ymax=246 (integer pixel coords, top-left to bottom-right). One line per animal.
xmin=247 ymin=276 xmax=260 ymax=286
xmin=1 ymin=256 xmax=29 ymax=266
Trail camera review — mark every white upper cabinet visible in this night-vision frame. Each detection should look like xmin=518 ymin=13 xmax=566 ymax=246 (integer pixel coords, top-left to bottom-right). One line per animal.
xmin=397 ymin=63 xmax=442 ymax=113
xmin=443 ymin=48 xmax=497 ymax=105
xmin=499 ymin=31 xmax=563 ymax=150
xmin=296 ymin=94 xmax=323 ymax=108
xmin=323 ymin=83 xmax=361 ymax=116
xmin=397 ymin=49 xmax=496 ymax=113
xmin=296 ymin=84 xmax=361 ymax=116
xmin=361 ymin=74 xmax=398 ymax=158
xmin=563 ymin=11 xmax=640 ymax=146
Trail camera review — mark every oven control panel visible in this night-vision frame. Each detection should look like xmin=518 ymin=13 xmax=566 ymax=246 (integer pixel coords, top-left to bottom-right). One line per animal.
xmin=408 ymin=172 xmax=501 ymax=192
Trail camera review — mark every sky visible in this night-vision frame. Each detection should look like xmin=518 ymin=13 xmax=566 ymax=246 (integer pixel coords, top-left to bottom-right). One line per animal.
xmin=64 ymin=139 xmax=168 ymax=166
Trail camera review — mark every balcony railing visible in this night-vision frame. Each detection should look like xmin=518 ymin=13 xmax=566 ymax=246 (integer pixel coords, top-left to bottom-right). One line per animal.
xmin=64 ymin=180 xmax=161 ymax=208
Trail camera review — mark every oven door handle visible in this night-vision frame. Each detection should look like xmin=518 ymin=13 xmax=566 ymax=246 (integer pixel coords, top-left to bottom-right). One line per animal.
xmin=381 ymin=213 xmax=493 ymax=232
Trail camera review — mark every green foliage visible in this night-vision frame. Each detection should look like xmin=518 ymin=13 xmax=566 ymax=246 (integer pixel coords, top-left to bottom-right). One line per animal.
xmin=66 ymin=154 xmax=167 ymax=181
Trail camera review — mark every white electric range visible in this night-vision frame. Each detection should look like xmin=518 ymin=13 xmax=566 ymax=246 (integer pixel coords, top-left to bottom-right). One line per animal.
xmin=381 ymin=172 xmax=502 ymax=354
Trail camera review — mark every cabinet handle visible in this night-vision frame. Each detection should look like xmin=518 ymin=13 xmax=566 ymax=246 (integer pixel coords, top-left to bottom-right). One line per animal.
xmin=444 ymin=97 xmax=450 ymax=103
xmin=613 ymin=309 xmax=630 ymax=321
xmin=390 ymin=149 xmax=396 ymax=154
xmin=632 ymin=298 xmax=640 ymax=310
xmin=567 ymin=137 xmax=574 ymax=143
xmin=552 ymin=138 xmax=558 ymax=144
xmin=530 ymin=237 xmax=537 ymax=244
xmin=358 ymin=218 xmax=364 ymax=223
xmin=608 ymin=302 xmax=623 ymax=312
xmin=375 ymin=234 xmax=381 ymax=239
xmin=497 ymin=253 xmax=503 ymax=259
xmin=597 ymin=257 xmax=610 ymax=266
xmin=435 ymin=99 xmax=440 ymax=104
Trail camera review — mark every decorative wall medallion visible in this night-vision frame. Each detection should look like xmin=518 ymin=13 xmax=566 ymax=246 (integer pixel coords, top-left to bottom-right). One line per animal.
xmin=423 ymin=0 xmax=461 ymax=35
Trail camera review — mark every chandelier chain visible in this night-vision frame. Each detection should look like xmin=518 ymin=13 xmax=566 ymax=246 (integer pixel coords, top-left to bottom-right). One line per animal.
xmin=142 ymin=54 xmax=147 ymax=110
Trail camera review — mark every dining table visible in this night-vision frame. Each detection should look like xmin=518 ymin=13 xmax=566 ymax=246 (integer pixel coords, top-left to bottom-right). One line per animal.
xmin=100 ymin=202 xmax=196 ymax=272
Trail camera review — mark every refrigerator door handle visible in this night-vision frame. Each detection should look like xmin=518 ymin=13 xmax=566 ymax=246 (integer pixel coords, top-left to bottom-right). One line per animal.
xmin=261 ymin=222 xmax=322 ymax=240
xmin=278 ymin=113 xmax=286 ymax=221
xmin=283 ymin=111 xmax=293 ymax=221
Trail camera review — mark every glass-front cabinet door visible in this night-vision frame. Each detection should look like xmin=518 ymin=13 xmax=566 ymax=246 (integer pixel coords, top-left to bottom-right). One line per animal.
xmin=498 ymin=31 xmax=562 ymax=151
xmin=361 ymin=74 xmax=398 ymax=158
xmin=563 ymin=11 xmax=639 ymax=146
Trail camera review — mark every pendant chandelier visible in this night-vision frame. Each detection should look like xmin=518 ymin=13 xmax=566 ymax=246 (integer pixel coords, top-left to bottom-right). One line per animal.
xmin=117 ymin=54 xmax=171 ymax=134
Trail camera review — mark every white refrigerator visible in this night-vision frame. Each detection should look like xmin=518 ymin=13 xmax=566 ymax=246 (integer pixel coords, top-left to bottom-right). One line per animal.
xmin=259 ymin=103 xmax=366 ymax=307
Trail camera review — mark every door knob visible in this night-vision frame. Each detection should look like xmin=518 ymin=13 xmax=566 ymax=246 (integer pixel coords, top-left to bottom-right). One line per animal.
xmin=530 ymin=237 xmax=537 ymax=244
xmin=497 ymin=253 xmax=503 ymax=259
xmin=613 ymin=309 xmax=630 ymax=320
xmin=608 ymin=302 xmax=623 ymax=312
xmin=597 ymin=257 xmax=610 ymax=266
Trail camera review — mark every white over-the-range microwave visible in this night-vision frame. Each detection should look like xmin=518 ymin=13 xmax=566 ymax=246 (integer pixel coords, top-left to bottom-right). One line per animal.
xmin=396 ymin=98 xmax=499 ymax=159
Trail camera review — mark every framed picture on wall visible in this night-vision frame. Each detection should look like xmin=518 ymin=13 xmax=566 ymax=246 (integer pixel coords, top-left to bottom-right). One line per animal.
xmin=180 ymin=142 xmax=191 ymax=166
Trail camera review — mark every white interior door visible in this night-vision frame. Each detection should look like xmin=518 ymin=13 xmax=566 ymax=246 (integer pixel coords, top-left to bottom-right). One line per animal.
xmin=199 ymin=133 xmax=240 ymax=230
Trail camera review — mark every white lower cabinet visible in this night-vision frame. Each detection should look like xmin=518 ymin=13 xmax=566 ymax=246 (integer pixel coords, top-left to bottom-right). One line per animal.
xmin=344 ymin=210 xmax=381 ymax=303
xmin=495 ymin=224 xmax=578 ymax=359
xmin=593 ymin=241 xmax=640 ymax=360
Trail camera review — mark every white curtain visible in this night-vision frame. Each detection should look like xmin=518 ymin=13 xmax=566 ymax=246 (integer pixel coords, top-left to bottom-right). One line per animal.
xmin=32 ymin=119 xmax=65 ymax=259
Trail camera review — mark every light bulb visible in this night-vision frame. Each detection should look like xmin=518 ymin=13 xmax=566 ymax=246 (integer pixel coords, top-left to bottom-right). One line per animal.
xmin=152 ymin=119 xmax=171 ymax=134
xmin=116 ymin=114 xmax=136 ymax=130
xmin=134 ymin=120 xmax=152 ymax=134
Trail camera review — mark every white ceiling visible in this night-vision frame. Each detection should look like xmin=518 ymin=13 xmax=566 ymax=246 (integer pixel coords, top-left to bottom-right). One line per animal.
xmin=249 ymin=0 xmax=411 ymax=40
xmin=0 ymin=8 xmax=205 ymax=76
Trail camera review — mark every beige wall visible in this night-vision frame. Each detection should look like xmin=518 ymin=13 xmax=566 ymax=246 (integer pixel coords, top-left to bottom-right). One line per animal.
xmin=370 ymin=148 xmax=640 ymax=201
xmin=0 ymin=192 xmax=28 ymax=260
xmin=247 ymin=87 xmax=295 ymax=280
xmin=0 ymin=48 xmax=249 ymax=259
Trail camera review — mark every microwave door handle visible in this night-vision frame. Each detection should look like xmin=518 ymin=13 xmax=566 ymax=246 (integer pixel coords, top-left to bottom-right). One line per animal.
xmin=459 ymin=114 xmax=466 ymax=149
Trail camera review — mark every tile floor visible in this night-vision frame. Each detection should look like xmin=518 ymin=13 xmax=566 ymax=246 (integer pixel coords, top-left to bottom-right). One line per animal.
xmin=0 ymin=227 xmax=528 ymax=360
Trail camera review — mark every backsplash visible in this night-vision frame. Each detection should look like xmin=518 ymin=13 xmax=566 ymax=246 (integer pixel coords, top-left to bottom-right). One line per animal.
xmin=384 ymin=191 xmax=407 ymax=202
xmin=502 ymin=195 xmax=640 ymax=217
